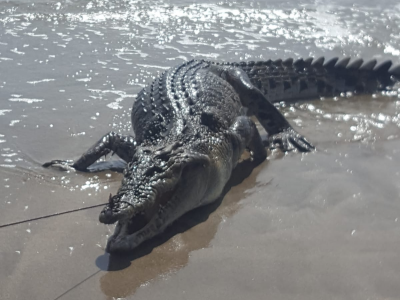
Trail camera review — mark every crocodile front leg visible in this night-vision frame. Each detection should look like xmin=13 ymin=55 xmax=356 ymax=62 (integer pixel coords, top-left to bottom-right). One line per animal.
xmin=229 ymin=116 xmax=267 ymax=165
xmin=43 ymin=132 xmax=137 ymax=172
xmin=211 ymin=65 xmax=314 ymax=152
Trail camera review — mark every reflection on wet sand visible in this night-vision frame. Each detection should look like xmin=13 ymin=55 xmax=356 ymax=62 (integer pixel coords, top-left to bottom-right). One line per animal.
xmin=98 ymin=159 xmax=269 ymax=298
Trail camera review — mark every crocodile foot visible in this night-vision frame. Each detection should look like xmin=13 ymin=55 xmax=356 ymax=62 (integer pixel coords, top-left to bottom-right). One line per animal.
xmin=42 ymin=160 xmax=76 ymax=171
xmin=270 ymin=128 xmax=314 ymax=152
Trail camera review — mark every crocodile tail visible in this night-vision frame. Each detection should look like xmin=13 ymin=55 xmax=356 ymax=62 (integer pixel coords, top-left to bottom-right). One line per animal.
xmin=228 ymin=57 xmax=400 ymax=103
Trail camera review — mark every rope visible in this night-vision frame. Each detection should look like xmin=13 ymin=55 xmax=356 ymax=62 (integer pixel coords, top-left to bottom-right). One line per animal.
xmin=0 ymin=203 xmax=107 ymax=228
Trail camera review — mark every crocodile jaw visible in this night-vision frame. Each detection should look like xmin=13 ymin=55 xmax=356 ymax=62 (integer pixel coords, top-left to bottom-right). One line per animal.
xmin=99 ymin=171 xmax=183 ymax=253
xmin=104 ymin=186 xmax=180 ymax=253
xmin=100 ymin=150 xmax=212 ymax=253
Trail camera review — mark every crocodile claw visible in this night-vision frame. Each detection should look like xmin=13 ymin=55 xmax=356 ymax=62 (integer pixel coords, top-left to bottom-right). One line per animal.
xmin=270 ymin=128 xmax=315 ymax=152
xmin=42 ymin=160 xmax=75 ymax=171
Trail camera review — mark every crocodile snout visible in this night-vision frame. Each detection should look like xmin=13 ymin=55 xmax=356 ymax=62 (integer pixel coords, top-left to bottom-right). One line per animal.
xmin=99 ymin=194 xmax=136 ymax=224
xmin=99 ymin=208 xmax=119 ymax=224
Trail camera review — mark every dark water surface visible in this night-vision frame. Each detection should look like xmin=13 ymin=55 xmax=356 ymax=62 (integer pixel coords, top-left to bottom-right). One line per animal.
xmin=1 ymin=0 xmax=400 ymax=299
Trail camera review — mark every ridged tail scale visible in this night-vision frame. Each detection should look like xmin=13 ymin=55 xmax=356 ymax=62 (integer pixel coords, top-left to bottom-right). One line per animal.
xmin=220 ymin=57 xmax=400 ymax=103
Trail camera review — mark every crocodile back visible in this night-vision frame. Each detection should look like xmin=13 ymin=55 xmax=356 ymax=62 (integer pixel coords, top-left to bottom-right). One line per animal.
xmin=131 ymin=60 xmax=243 ymax=145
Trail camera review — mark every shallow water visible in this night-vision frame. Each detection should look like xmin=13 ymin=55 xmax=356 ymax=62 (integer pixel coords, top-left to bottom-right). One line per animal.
xmin=1 ymin=0 xmax=400 ymax=299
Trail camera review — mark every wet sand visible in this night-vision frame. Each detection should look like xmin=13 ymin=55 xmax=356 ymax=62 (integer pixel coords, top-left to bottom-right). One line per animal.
xmin=1 ymin=0 xmax=400 ymax=299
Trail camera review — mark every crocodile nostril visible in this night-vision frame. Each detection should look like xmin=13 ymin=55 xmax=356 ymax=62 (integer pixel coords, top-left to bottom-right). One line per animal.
xmin=99 ymin=209 xmax=116 ymax=224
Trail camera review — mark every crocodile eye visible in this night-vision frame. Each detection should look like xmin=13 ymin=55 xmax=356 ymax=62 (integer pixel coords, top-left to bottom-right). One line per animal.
xmin=154 ymin=151 xmax=170 ymax=162
xmin=144 ymin=166 xmax=163 ymax=177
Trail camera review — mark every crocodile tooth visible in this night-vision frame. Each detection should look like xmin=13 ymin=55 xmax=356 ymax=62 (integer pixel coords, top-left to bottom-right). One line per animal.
xmin=283 ymin=58 xmax=293 ymax=67
xmin=389 ymin=65 xmax=400 ymax=77
xmin=347 ymin=58 xmax=363 ymax=70
xmin=263 ymin=60 xmax=272 ymax=66
xmin=293 ymin=58 xmax=304 ymax=69
xmin=323 ymin=57 xmax=339 ymax=69
xmin=311 ymin=57 xmax=324 ymax=67
xmin=304 ymin=57 xmax=313 ymax=67
xmin=360 ymin=59 xmax=377 ymax=71
xmin=374 ymin=60 xmax=392 ymax=73
xmin=273 ymin=59 xmax=282 ymax=66
xmin=335 ymin=57 xmax=351 ymax=68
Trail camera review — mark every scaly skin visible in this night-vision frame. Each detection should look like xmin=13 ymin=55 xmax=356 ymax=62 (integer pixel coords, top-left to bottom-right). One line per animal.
xmin=43 ymin=57 xmax=400 ymax=253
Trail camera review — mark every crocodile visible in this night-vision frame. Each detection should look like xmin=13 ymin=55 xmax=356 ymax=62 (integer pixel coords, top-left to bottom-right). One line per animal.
xmin=43 ymin=57 xmax=400 ymax=253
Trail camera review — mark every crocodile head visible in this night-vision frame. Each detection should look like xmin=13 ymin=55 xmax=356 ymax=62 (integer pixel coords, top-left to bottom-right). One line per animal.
xmin=99 ymin=142 xmax=211 ymax=253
